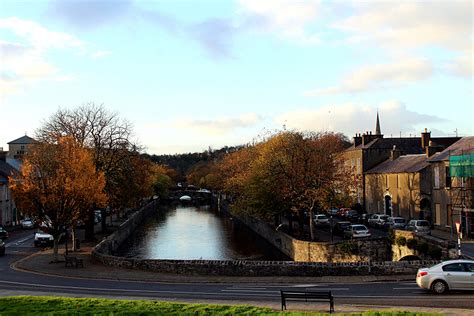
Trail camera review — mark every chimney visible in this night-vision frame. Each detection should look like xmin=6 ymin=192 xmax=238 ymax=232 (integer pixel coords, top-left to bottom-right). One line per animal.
xmin=421 ymin=128 xmax=431 ymax=149
xmin=426 ymin=140 xmax=442 ymax=157
xmin=391 ymin=145 xmax=401 ymax=160
xmin=353 ymin=133 xmax=362 ymax=146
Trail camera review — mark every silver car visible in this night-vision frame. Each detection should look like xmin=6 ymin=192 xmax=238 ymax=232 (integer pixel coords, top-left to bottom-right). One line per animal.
xmin=407 ymin=219 xmax=431 ymax=234
xmin=343 ymin=224 xmax=371 ymax=239
xmin=416 ymin=260 xmax=474 ymax=294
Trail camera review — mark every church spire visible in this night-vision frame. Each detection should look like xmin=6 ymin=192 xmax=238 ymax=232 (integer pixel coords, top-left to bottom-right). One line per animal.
xmin=375 ymin=111 xmax=381 ymax=135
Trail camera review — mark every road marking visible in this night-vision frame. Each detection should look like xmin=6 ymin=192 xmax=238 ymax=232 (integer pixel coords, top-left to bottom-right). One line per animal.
xmin=0 ymin=280 xmax=277 ymax=297
xmin=222 ymin=289 xmax=279 ymax=293
xmin=228 ymin=287 xmax=267 ymax=290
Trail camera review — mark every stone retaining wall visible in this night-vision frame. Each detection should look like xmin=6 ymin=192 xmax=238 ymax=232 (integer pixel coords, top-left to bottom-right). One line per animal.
xmin=92 ymin=201 xmax=439 ymax=276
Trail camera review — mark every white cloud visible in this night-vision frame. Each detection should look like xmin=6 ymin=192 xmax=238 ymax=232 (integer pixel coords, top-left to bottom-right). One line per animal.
xmin=174 ymin=113 xmax=261 ymax=135
xmin=275 ymin=100 xmax=446 ymax=137
xmin=333 ymin=1 xmax=472 ymax=53
xmin=92 ymin=50 xmax=112 ymax=59
xmin=0 ymin=17 xmax=85 ymax=96
xmin=237 ymin=0 xmax=322 ymax=43
xmin=444 ymin=49 xmax=474 ymax=78
xmin=303 ymin=59 xmax=433 ymax=96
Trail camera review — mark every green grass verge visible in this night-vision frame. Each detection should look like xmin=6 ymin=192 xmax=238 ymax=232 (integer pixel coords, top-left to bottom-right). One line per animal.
xmin=0 ymin=296 xmax=442 ymax=316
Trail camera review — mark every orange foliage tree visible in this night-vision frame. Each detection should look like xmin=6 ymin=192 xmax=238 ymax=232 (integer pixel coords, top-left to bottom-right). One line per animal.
xmin=219 ymin=131 xmax=351 ymax=240
xmin=9 ymin=136 xmax=107 ymax=259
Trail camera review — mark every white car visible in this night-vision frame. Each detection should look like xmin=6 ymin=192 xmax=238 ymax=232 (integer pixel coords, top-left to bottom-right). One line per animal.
xmin=34 ymin=230 xmax=54 ymax=247
xmin=20 ymin=218 xmax=34 ymax=229
xmin=313 ymin=214 xmax=330 ymax=226
xmin=407 ymin=220 xmax=431 ymax=235
xmin=343 ymin=224 xmax=371 ymax=239
xmin=416 ymin=260 xmax=474 ymax=294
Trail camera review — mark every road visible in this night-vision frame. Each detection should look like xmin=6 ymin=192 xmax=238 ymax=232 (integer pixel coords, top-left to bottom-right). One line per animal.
xmin=0 ymin=229 xmax=474 ymax=311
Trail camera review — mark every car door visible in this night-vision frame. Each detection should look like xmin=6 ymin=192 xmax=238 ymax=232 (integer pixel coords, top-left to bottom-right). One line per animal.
xmin=442 ymin=263 xmax=471 ymax=289
xmin=463 ymin=262 xmax=474 ymax=289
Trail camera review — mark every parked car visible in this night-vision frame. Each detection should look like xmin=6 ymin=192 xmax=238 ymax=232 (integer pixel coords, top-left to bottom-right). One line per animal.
xmin=20 ymin=218 xmax=34 ymax=229
xmin=343 ymin=224 xmax=371 ymax=239
xmin=313 ymin=214 xmax=330 ymax=226
xmin=333 ymin=221 xmax=352 ymax=236
xmin=407 ymin=220 xmax=431 ymax=235
xmin=367 ymin=214 xmax=389 ymax=228
xmin=34 ymin=230 xmax=54 ymax=247
xmin=0 ymin=227 xmax=8 ymax=241
xmin=358 ymin=213 xmax=370 ymax=225
xmin=0 ymin=240 xmax=4 ymax=256
xmin=345 ymin=210 xmax=360 ymax=221
xmin=328 ymin=208 xmax=339 ymax=216
xmin=416 ymin=259 xmax=474 ymax=294
xmin=385 ymin=217 xmax=407 ymax=230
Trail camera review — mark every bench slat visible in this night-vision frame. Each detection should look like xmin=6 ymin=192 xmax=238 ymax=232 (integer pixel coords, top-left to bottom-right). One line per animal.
xmin=281 ymin=290 xmax=334 ymax=313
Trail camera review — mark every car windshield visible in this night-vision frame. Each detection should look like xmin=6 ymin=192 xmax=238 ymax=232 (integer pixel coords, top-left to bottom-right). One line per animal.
xmin=394 ymin=218 xmax=405 ymax=223
xmin=353 ymin=225 xmax=366 ymax=231
xmin=380 ymin=215 xmax=389 ymax=220
xmin=417 ymin=221 xmax=429 ymax=226
xmin=316 ymin=215 xmax=328 ymax=219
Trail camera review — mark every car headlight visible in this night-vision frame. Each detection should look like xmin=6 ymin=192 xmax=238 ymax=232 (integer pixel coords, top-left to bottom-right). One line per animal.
xmin=49 ymin=236 xmax=54 ymax=241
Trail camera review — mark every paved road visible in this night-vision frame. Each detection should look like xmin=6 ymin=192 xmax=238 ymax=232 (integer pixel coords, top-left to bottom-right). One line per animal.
xmin=1 ymin=230 xmax=474 ymax=311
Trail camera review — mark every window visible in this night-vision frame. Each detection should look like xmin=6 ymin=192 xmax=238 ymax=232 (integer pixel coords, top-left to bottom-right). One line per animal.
xmin=434 ymin=166 xmax=440 ymax=188
xmin=435 ymin=204 xmax=441 ymax=225
xmin=445 ymin=166 xmax=451 ymax=188
xmin=442 ymin=263 xmax=465 ymax=272
xmin=464 ymin=263 xmax=474 ymax=272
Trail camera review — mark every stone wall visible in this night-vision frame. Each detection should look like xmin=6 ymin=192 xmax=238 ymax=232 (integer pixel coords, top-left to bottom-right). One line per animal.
xmin=392 ymin=229 xmax=452 ymax=261
xmin=236 ymin=215 xmax=390 ymax=263
xmin=92 ymin=201 xmax=440 ymax=276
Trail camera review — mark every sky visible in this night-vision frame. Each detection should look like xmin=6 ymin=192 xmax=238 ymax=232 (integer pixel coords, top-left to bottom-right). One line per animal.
xmin=0 ymin=0 xmax=472 ymax=155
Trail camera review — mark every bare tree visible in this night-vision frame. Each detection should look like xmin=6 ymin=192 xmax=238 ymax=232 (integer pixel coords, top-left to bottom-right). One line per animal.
xmin=36 ymin=103 xmax=141 ymax=238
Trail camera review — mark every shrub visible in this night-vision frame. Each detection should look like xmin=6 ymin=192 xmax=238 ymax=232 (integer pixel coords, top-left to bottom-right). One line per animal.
xmin=416 ymin=242 xmax=429 ymax=254
xmin=428 ymin=246 xmax=442 ymax=259
xmin=406 ymin=238 xmax=418 ymax=250
xmin=338 ymin=241 xmax=359 ymax=255
xmin=395 ymin=236 xmax=407 ymax=247
xmin=386 ymin=228 xmax=395 ymax=244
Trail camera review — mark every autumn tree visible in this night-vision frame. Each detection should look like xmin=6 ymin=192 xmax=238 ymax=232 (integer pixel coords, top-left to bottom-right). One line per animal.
xmin=36 ymin=103 xmax=139 ymax=238
xmin=9 ymin=136 xmax=107 ymax=260
xmin=220 ymin=131 xmax=351 ymax=240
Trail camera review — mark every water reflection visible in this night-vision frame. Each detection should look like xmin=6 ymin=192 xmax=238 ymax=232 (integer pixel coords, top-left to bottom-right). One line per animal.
xmin=117 ymin=205 xmax=289 ymax=260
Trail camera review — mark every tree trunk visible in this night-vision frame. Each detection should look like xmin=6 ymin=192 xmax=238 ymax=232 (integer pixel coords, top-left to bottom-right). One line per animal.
xmin=53 ymin=237 xmax=59 ymax=262
xmin=309 ymin=208 xmax=315 ymax=241
xmin=71 ymin=227 xmax=76 ymax=252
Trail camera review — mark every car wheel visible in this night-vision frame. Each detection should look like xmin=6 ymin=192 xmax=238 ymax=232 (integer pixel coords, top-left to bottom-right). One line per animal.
xmin=431 ymin=280 xmax=448 ymax=294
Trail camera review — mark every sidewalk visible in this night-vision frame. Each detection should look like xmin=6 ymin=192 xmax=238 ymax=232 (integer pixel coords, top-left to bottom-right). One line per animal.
xmin=431 ymin=229 xmax=474 ymax=259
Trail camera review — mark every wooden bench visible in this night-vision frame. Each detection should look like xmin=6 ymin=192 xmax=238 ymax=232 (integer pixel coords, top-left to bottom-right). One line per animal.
xmin=64 ymin=255 xmax=84 ymax=268
xmin=281 ymin=290 xmax=334 ymax=313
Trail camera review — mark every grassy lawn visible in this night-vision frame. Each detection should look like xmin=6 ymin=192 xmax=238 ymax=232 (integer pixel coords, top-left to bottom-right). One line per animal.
xmin=0 ymin=296 xmax=441 ymax=315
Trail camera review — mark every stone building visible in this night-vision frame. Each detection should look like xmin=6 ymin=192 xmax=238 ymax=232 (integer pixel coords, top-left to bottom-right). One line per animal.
xmin=428 ymin=137 xmax=474 ymax=238
xmin=365 ymin=151 xmax=433 ymax=221
xmin=343 ymin=113 xmax=460 ymax=211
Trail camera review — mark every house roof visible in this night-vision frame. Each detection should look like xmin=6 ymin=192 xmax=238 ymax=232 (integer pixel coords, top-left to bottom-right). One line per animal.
xmin=346 ymin=136 xmax=461 ymax=154
xmin=8 ymin=135 xmax=37 ymax=145
xmin=366 ymin=154 xmax=430 ymax=174
xmin=428 ymin=136 xmax=474 ymax=162
xmin=0 ymin=160 xmax=15 ymax=178
xmin=346 ymin=137 xmax=424 ymax=154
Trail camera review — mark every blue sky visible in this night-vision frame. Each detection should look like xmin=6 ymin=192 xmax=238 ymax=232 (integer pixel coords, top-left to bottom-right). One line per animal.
xmin=1 ymin=0 xmax=472 ymax=154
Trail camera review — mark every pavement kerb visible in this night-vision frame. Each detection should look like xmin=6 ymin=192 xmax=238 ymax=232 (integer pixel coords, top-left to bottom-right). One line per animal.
xmin=11 ymin=246 xmax=414 ymax=285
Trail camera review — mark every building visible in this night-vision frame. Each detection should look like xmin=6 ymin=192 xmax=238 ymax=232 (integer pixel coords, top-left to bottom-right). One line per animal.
xmin=7 ymin=135 xmax=37 ymax=162
xmin=343 ymin=113 xmax=460 ymax=211
xmin=0 ymin=150 xmax=16 ymax=226
xmin=0 ymin=135 xmax=37 ymax=227
xmin=428 ymin=137 xmax=474 ymax=238
xmin=365 ymin=150 xmax=433 ymax=221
